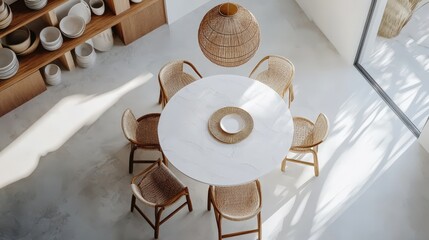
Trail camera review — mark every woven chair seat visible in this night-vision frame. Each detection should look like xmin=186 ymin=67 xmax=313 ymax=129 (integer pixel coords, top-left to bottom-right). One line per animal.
xmin=131 ymin=160 xmax=193 ymax=239
xmin=163 ymin=72 xmax=196 ymax=100
xmin=213 ymin=182 xmax=261 ymax=221
xmin=292 ymin=117 xmax=315 ymax=148
xmin=122 ymin=109 xmax=163 ymax=174
xmin=136 ymin=116 xmax=160 ymax=146
xmin=136 ymin=164 xmax=186 ymax=206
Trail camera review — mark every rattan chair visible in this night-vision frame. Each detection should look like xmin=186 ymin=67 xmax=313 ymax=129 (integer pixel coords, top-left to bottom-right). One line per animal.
xmin=249 ymin=55 xmax=295 ymax=108
xmin=207 ymin=180 xmax=262 ymax=240
xmin=131 ymin=159 xmax=193 ymax=239
xmin=281 ymin=113 xmax=329 ymax=176
xmin=158 ymin=60 xmax=203 ymax=107
xmin=121 ymin=109 xmax=165 ymax=174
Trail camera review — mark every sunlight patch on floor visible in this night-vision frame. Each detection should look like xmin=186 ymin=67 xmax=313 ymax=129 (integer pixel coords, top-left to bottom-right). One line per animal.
xmin=262 ymin=97 xmax=415 ymax=239
xmin=0 ymin=73 xmax=153 ymax=189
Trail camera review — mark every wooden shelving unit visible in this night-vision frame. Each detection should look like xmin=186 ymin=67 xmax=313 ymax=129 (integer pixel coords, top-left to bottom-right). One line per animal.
xmin=0 ymin=0 xmax=161 ymax=92
xmin=0 ymin=0 xmax=166 ymax=116
xmin=0 ymin=0 xmax=66 ymax=38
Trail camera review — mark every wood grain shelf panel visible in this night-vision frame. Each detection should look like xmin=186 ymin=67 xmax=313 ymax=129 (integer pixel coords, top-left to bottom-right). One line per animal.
xmin=0 ymin=70 xmax=46 ymax=117
xmin=0 ymin=0 xmax=160 ymax=91
xmin=0 ymin=0 xmax=67 ymax=38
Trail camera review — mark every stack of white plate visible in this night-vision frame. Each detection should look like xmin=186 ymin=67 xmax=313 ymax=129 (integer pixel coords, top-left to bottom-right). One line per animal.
xmin=75 ymin=43 xmax=96 ymax=68
xmin=0 ymin=3 xmax=12 ymax=29
xmin=40 ymin=26 xmax=62 ymax=51
xmin=0 ymin=48 xmax=19 ymax=80
xmin=24 ymin=0 xmax=48 ymax=10
xmin=59 ymin=16 xmax=85 ymax=38
xmin=68 ymin=1 xmax=91 ymax=25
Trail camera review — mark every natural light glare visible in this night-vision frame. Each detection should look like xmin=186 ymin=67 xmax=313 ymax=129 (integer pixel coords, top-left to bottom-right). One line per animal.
xmin=0 ymin=73 xmax=153 ymax=189
xmin=262 ymin=92 xmax=415 ymax=239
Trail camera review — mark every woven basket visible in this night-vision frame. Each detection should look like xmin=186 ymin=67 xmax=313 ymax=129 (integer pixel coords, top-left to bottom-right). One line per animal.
xmin=198 ymin=3 xmax=260 ymax=67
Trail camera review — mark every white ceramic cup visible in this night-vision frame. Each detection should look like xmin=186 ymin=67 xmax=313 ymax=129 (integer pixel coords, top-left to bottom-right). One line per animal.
xmin=89 ymin=0 xmax=105 ymax=16
xmin=75 ymin=43 xmax=96 ymax=68
xmin=92 ymin=27 xmax=113 ymax=51
xmin=44 ymin=64 xmax=61 ymax=85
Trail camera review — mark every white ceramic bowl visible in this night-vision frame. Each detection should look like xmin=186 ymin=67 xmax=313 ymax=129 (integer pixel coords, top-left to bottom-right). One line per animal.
xmin=42 ymin=37 xmax=62 ymax=51
xmin=4 ymin=27 xmax=31 ymax=54
xmin=17 ymin=30 xmax=40 ymax=56
xmin=60 ymin=16 xmax=85 ymax=38
xmin=68 ymin=2 xmax=91 ymax=25
xmin=40 ymin=26 xmax=62 ymax=46
xmin=0 ymin=48 xmax=16 ymax=71
xmin=0 ymin=61 xmax=18 ymax=79
xmin=0 ymin=0 xmax=5 ymax=13
xmin=0 ymin=2 xmax=7 ymax=20
xmin=25 ymin=0 xmax=47 ymax=10
xmin=0 ymin=4 xmax=12 ymax=29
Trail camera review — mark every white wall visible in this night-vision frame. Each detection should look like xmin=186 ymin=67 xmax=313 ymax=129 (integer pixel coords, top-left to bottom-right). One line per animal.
xmin=164 ymin=0 xmax=211 ymax=24
xmin=295 ymin=0 xmax=375 ymax=65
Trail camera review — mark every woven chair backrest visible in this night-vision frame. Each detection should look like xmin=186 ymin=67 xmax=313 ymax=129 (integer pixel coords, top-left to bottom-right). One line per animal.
xmin=122 ymin=109 xmax=138 ymax=143
xmin=268 ymin=56 xmax=294 ymax=89
xmin=313 ymin=113 xmax=329 ymax=145
xmin=159 ymin=60 xmax=184 ymax=88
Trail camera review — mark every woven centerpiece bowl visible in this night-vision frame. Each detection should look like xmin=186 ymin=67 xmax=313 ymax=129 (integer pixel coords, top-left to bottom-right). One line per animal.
xmin=198 ymin=2 xmax=260 ymax=67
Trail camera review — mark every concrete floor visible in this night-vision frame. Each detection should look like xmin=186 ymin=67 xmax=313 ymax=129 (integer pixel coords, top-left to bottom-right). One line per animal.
xmin=1 ymin=0 xmax=429 ymax=239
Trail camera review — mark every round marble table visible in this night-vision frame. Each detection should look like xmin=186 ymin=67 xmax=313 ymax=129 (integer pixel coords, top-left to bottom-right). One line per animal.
xmin=158 ymin=75 xmax=294 ymax=186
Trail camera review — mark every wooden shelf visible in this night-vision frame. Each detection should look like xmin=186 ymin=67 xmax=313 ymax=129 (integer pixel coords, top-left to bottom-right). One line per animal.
xmin=0 ymin=0 xmax=67 ymax=39
xmin=0 ymin=0 xmax=160 ymax=91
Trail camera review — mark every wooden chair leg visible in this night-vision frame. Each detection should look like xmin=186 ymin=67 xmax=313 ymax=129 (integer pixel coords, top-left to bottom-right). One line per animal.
xmin=154 ymin=207 xmax=164 ymax=239
xmin=207 ymin=187 xmax=212 ymax=211
xmin=130 ymin=195 xmax=136 ymax=212
xmin=281 ymin=158 xmax=287 ymax=172
xmin=215 ymin=212 xmax=222 ymax=240
xmin=161 ymin=94 xmax=166 ymax=108
xmin=257 ymin=212 xmax=262 ymax=240
xmin=129 ymin=145 xmax=137 ymax=174
xmin=158 ymin=89 xmax=163 ymax=104
xmin=311 ymin=149 xmax=319 ymax=177
xmin=161 ymin=151 xmax=168 ymax=166
xmin=185 ymin=189 xmax=193 ymax=212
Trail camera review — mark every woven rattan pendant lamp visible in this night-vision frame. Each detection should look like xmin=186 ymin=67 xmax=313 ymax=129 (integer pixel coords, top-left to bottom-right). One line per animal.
xmin=198 ymin=3 xmax=260 ymax=67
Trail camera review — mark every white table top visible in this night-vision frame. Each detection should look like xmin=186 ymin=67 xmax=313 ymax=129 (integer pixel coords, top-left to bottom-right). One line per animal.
xmin=158 ymin=74 xmax=294 ymax=186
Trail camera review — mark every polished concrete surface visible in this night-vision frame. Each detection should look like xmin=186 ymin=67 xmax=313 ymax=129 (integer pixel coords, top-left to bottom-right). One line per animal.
xmin=1 ymin=0 xmax=429 ymax=239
